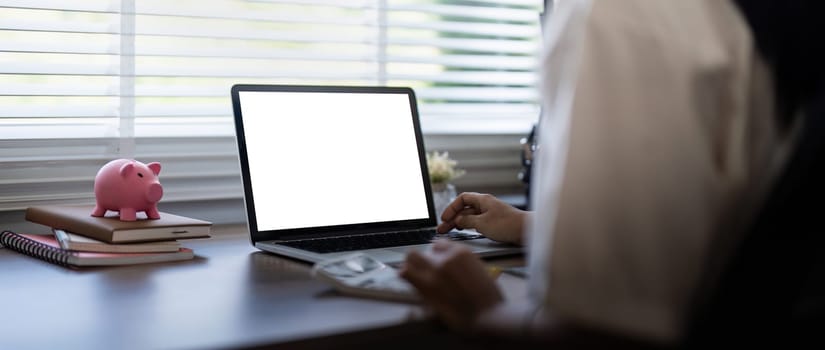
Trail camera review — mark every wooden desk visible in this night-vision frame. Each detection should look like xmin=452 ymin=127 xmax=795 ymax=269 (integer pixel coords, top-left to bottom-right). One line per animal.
xmin=0 ymin=225 xmax=527 ymax=349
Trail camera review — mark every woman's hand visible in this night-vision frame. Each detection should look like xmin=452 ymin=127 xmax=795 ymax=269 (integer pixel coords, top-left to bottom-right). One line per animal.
xmin=399 ymin=240 xmax=504 ymax=331
xmin=437 ymin=192 xmax=529 ymax=245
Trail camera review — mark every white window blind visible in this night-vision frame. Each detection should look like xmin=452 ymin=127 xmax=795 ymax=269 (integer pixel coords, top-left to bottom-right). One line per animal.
xmin=0 ymin=0 xmax=542 ymax=213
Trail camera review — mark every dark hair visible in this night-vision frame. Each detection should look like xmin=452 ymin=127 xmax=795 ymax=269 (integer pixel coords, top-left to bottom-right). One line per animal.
xmin=733 ymin=0 xmax=825 ymax=125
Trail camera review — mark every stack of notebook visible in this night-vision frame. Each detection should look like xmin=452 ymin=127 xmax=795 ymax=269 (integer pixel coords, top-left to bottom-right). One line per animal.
xmin=0 ymin=205 xmax=212 ymax=268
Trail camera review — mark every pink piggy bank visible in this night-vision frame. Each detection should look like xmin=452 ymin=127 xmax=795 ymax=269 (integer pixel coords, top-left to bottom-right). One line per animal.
xmin=91 ymin=159 xmax=163 ymax=221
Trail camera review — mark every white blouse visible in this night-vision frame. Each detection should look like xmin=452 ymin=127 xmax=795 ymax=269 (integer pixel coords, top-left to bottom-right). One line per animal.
xmin=526 ymin=0 xmax=794 ymax=342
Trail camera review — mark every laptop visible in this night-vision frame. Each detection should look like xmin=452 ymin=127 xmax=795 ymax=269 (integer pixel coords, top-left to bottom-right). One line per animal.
xmin=231 ymin=84 xmax=522 ymax=264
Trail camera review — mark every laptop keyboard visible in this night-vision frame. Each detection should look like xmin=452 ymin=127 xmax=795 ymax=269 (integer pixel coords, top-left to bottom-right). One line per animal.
xmin=278 ymin=229 xmax=437 ymax=254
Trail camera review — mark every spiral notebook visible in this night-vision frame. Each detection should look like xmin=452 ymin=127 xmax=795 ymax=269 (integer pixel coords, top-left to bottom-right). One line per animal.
xmin=0 ymin=230 xmax=194 ymax=268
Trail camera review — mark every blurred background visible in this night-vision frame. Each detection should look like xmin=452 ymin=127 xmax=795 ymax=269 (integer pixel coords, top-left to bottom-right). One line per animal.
xmin=0 ymin=0 xmax=546 ymax=226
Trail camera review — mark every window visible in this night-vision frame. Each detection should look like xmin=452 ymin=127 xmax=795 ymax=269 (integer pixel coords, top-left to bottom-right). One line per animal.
xmin=0 ymin=0 xmax=542 ymax=216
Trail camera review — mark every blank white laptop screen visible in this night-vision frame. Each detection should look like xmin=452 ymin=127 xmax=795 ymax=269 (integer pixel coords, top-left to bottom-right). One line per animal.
xmin=238 ymin=90 xmax=430 ymax=231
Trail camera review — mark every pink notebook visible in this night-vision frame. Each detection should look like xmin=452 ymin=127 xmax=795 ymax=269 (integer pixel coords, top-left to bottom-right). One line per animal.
xmin=0 ymin=230 xmax=194 ymax=267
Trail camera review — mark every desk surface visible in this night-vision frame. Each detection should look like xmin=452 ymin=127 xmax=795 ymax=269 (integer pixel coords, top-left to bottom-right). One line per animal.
xmin=0 ymin=225 xmax=527 ymax=350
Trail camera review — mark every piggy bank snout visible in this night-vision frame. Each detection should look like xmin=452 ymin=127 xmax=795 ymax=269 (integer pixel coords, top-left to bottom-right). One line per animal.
xmin=146 ymin=183 xmax=163 ymax=203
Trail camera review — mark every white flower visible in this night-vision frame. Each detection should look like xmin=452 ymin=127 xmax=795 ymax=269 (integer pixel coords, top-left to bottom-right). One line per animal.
xmin=426 ymin=151 xmax=465 ymax=184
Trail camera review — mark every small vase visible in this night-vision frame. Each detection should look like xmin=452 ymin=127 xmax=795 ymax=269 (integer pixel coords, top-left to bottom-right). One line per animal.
xmin=431 ymin=182 xmax=457 ymax=223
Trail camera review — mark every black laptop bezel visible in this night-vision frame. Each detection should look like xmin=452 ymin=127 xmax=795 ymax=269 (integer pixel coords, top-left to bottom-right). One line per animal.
xmin=231 ymin=84 xmax=438 ymax=244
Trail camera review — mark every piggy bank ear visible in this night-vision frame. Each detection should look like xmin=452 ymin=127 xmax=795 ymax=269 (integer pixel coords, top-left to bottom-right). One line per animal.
xmin=147 ymin=162 xmax=161 ymax=176
xmin=119 ymin=162 xmax=135 ymax=177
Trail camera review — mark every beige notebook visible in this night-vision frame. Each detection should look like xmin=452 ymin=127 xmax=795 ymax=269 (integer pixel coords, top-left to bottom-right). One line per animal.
xmin=53 ymin=229 xmax=181 ymax=253
xmin=26 ymin=205 xmax=211 ymax=243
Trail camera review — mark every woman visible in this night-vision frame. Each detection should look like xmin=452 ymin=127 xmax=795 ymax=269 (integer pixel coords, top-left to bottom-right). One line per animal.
xmin=400 ymin=0 xmax=823 ymax=345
